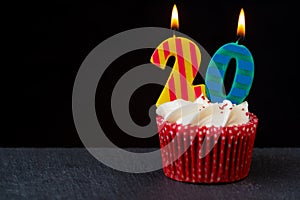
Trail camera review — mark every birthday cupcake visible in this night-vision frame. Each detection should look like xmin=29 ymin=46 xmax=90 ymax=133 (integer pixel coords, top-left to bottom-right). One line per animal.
xmin=156 ymin=94 xmax=258 ymax=183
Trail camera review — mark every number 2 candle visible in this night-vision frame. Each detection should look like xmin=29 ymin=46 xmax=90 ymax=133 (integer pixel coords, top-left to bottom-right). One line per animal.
xmin=205 ymin=8 xmax=254 ymax=104
xmin=151 ymin=4 xmax=206 ymax=107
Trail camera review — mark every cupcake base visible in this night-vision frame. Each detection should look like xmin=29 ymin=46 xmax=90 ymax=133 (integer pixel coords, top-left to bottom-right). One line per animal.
xmin=156 ymin=113 xmax=258 ymax=183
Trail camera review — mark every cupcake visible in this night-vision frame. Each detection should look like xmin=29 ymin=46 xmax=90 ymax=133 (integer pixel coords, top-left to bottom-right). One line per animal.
xmin=156 ymin=94 xmax=258 ymax=183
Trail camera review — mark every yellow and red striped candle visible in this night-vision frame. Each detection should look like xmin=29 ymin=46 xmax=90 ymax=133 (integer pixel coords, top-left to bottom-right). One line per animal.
xmin=151 ymin=36 xmax=206 ymax=107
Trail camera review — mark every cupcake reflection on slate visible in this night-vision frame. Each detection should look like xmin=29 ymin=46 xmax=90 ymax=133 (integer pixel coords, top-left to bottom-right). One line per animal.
xmin=152 ymin=6 xmax=258 ymax=183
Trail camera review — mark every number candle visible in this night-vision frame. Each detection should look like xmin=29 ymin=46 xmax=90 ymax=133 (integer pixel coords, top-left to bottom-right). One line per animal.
xmin=151 ymin=4 xmax=206 ymax=107
xmin=205 ymin=8 xmax=254 ymax=104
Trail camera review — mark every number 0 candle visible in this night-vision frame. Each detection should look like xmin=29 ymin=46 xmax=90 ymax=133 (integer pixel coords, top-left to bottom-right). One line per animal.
xmin=151 ymin=4 xmax=206 ymax=107
xmin=205 ymin=8 xmax=254 ymax=104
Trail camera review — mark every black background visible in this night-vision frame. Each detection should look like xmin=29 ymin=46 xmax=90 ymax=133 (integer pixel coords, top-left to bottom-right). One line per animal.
xmin=4 ymin=1 xmax=300 ymax=147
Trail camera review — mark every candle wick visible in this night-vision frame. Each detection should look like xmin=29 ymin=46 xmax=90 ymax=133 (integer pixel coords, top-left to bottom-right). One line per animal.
xmin=172 ymin=29 xmax=176 ymax=38
xmin=236 ymin=36 xmax=244 ymax=44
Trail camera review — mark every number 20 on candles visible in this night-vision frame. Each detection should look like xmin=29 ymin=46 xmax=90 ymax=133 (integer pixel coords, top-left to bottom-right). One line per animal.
xmin=151 ymin=5 xmax=254 ymax=106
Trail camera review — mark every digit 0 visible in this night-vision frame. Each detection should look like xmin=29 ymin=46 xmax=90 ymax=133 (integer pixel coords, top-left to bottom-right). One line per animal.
xmin=205 ymin=42 xmax=254 ymax=104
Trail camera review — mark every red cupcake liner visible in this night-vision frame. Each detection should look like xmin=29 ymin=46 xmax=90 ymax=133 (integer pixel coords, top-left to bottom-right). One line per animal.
xmin=156 ymin=112 xmax=258 ymax=183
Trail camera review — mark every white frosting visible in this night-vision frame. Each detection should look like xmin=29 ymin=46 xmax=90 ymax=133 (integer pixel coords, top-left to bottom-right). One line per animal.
xmin=156 ymin=94 xmax=249 ymax=127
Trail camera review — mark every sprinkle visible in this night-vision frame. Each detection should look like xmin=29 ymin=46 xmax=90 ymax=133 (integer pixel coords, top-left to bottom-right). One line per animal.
xmin=219 ymin=103 xmax=228 ymax=110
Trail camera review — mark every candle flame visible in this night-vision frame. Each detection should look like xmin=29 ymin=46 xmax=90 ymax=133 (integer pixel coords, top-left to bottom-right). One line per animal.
xmin=171 ymin=4 xmax=179 ymax=30
xmin=237 ymin=8 xmax=246 ymax=38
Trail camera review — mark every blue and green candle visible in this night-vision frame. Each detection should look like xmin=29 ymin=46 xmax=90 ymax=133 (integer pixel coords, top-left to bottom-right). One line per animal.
xmin=205 ymin=8 xmax=254 ymax=104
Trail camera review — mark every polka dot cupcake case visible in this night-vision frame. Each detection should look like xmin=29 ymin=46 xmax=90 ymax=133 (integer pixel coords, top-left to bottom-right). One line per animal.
xmin=156 ymin=112 xmax=258 ymax=183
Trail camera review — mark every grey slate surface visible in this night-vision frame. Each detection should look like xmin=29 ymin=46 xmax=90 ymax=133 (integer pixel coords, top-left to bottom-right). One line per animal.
xmin=0 ymin=148 xmax=299 ymax=200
